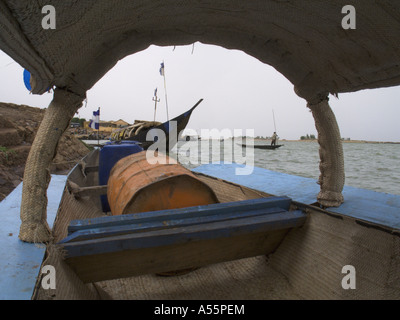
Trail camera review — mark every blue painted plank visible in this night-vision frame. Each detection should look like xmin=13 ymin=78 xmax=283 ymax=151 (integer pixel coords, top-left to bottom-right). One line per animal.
xmin=193 ymin=163 xmax=319 ymax=204
xmin=62 ymin=210 xmax=306 ymax=258
xmin=193 ymin=163 xmax=400 ymax=230
xmin=67 ymin=196 xmax=292 ymax=235
xmin=0 ymin=175 xmax=67 ymax=300
xmin=60 ymin=206 xmax=287 ymax=243
xmin=328 ymin=186 xmax=400 ymax=229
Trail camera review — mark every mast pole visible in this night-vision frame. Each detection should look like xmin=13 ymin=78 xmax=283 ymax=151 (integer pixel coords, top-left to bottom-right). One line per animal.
xmin=152 ymin=88 xmax=160 ymax=122
xmin=97 ymin=107 xmax=100 ymax=146
xmin=160 ymin=61 xmax=170 ymax=122
xmin=272 ymin=109 xmax=277 ymax=133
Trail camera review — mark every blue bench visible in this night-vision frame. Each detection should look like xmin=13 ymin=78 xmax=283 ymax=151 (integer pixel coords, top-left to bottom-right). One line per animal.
xmin=59 ymin=196 xmax=306 ymax=283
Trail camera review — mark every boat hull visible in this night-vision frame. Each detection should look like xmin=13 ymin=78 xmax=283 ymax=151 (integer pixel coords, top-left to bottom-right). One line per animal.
xmin=113 ymin=99 xmax=202 ymax=150
xmin=239 ymin=143 xmax=283 ymax=149
xmin=25 ymin=151 xmax=400 ymax=300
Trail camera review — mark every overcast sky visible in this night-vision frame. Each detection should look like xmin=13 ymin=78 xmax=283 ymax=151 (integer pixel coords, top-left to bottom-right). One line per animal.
xmin=1 ymin=43 xmax=399 ymax=142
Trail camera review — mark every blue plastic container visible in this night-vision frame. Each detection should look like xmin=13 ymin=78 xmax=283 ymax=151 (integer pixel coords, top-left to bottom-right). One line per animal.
xmin=99 ymin=141 xmax=143 ymax=212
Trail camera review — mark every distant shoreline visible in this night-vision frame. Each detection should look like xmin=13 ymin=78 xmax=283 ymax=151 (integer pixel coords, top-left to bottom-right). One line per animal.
xmin=185 ymin=137 xmax=400 ymax=144
xmin=277 ymin=139 xmax=400 ymax=144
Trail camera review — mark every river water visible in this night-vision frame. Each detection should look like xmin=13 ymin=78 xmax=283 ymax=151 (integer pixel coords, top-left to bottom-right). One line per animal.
xmin=86 ymin=138 xmax=399 ymax=195
xmin=174 ymin=140 xmax=400 ymax=196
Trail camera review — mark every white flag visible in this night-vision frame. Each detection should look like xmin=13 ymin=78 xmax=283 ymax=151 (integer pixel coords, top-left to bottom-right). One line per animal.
xmin=89 ymin=109 xmax=100 ymax=130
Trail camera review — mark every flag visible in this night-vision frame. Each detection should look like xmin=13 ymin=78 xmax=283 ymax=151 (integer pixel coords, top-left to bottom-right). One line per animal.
xmin=159 ymin=62 xmax=165 ymax=76
xmin=154 ymin=88 xmax=158 ymax=97
xmin=23 ymin=69 xmax=32 ymax=91
xmin=23 ymin=69 xmax=51 ymax=93
xmin=89 ymin=109 xmax=100 ymax=130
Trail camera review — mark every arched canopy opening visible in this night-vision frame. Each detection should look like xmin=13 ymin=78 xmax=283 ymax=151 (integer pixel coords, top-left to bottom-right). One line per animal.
xmin=1 ymin=0 xmax=399 ymax=242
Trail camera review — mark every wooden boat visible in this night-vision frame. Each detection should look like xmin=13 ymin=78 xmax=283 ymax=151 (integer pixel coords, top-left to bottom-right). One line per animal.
xmin=2 ymin=1 xmax=400 ymax=302
xmin=239 ymin=143 xmax=283 ymax=150
xmin=49 ymin=148 xmax=306 ymax=284
xmin=110 ymin=99 xmax=202 ymax=149
xmin=2 ymin=148 xmax=400 ymax=300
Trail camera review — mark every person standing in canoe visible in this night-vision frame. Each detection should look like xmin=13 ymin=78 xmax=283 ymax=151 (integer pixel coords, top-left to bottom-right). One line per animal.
xmin=271 ymin=132 xmax=278 ymax=146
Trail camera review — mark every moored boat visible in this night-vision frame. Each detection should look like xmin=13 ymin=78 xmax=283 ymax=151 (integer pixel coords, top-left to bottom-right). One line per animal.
xmin=110 ymin=99 xmax=203 ymax=150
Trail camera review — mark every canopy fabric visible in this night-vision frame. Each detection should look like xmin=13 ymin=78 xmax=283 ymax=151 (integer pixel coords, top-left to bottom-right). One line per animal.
xmin=0 ymin=1 xmax=399 ymax=101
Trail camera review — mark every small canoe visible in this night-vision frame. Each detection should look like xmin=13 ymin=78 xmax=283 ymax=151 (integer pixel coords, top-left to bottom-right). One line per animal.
xmin=239 ymin=143 xmax=283 ymax=150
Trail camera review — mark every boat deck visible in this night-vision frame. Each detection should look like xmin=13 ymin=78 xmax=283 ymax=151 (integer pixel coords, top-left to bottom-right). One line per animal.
xmin=1 ymin=163 xmax=399 ymax=299
xmin=193 ymin=163 xmax=400 ymax=230
xmin=0 ymin=175 xmax=67 ymax=300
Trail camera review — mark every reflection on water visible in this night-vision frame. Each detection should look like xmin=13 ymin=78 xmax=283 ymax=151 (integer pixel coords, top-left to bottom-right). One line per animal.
xmin=175 ymin=140 xmax=400 ymax=196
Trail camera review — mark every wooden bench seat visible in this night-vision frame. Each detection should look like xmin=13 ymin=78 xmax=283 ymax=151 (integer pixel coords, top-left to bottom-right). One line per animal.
xmin=59 ymin=196 xmax=306 ymax=283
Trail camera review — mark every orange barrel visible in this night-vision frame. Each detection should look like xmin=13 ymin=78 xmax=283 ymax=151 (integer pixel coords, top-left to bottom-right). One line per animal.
xmin=107 ymin=151 xmax=219 ymax=215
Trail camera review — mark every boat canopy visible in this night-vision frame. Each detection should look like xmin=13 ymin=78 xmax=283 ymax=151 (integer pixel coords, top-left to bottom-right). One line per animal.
xmin=1 ymin=1 xmax=399 ymax=242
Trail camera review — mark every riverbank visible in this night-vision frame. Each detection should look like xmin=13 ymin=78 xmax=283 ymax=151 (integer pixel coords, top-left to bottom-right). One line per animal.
xmin=0 ymin=103 xmax=91 ymax=201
